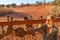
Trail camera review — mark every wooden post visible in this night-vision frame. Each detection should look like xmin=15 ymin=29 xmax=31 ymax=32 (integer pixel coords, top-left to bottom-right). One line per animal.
xmin=29 ymin=15 xmax=32 ymax=20
xmin=7 ymin=16 xmax=10 ymax=21
xmin=37 ymin=16 xmax=43 ymax=28
xmin=10 ymin=17 xmax=13 ymax=21
xmin=7 ymin=16 xmax=13 ymax=35
xmin=0 ymin=26 xmax=4 ymax=39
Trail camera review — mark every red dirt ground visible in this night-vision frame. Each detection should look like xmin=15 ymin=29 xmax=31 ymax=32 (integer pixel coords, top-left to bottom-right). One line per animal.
xmin=0 ymin=4 xmax=54 ymax=21
xmin=12 ymin=4 xmax=53 ymax=18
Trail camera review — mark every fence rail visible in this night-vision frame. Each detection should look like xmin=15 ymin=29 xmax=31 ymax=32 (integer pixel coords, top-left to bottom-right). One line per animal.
xmin=0 ymin=18 xmax=60 ymax=26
